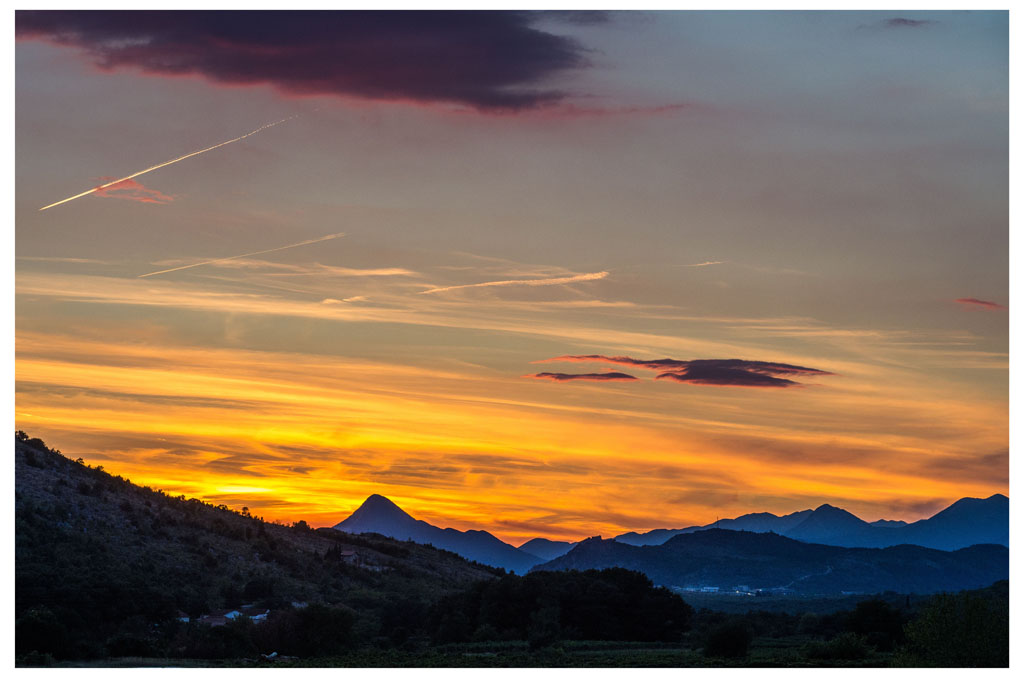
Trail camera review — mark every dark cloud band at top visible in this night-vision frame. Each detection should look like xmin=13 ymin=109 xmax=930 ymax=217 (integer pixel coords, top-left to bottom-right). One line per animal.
xmin=15 ymin=10 xmax=597 ymax=111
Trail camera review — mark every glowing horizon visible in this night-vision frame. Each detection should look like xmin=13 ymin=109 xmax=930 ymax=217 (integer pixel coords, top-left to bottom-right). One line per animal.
xmin=15 ymin=11 xmax=1008 ymax=548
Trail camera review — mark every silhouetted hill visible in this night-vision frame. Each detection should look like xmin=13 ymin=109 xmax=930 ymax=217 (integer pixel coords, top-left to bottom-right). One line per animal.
xmin=718 ymin=509 xmax=815 ymax=534
xmin=535 ymin=529 xmax=1007 ymax=594
xmin=614 ymin=509 xmax=815 ymax=546
xmin=894 ymin=494 xmax=1008 ymax=550
xmin=614 ymin=527 xmax=692 ymax=547
xmin=612 ymin=495 xmax=1008 ymax=551
xmin=335 ymin=494 xmax=421 ymax=533
xmin=517 ymin=537 xmax=576 ymax=561
xmin=334 ymin=495 xmax=542 ymax=574
xmin=784 ymin=504 xmax=873 ymax=544
xmin=15 ymin=434 xmax=499 ymax=662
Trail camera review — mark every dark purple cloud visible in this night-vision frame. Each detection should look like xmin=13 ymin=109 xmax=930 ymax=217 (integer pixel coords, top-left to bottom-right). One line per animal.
xmin=955 ymin=298 xmax=1007 ymax=311
xmin=656 ymin=366 xmax=796 ymax=388
xmin=884 ymin=18 xmax=936 ymax=29
xmin=528 ymin=372 xmax=638 ymax=382
xmin=535 ymin=354 xmax=691 ymax=371
xmin=15 ymin=10 xmax=598 ymax=111
xmin=860 ymin=17 xmax=937 ymax=30
xmin=654 ymin=359 xmax=833 ymax=388
xmin=534 ymin=355 xmax=834 ymax=388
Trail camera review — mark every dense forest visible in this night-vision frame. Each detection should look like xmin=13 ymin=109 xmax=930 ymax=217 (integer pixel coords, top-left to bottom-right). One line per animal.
xmin=14 ymin=434 xmax=1009 ymax=667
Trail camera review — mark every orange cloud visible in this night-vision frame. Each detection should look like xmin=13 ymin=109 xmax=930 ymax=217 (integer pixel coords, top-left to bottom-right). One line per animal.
xmin=93 ymin=177 xmax=173 ymax=204
xmin=955 ymin=298 xmax=1007 ymax=311
xmin=14 ymin=327 xmax=1007 ymax=544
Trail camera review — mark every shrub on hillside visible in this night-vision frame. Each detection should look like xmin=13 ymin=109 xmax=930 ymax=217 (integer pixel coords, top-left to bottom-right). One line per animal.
xmin=896 ymin=587 xmax=1008 ymax=667
xmin=429 ymin=568 xmax=693 ymax=647
xmin=804 ymin=632 xmax=869 ymax=661
xmin=846 ymin=599 xmax=903 ymax=650
xmin=703 ymin=619 xmax=753 ymax=658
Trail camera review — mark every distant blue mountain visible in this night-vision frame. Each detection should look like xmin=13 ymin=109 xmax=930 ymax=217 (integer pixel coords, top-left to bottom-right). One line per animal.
xmin=614 ymin=509 xmax=816 ymax=546
xmin=333 ymin=494 xmax=542 ymax=574
xmin=784 ymin=504 xmax=874 ymax=544
xmin=612 ymin=494 xmax=1008 ymax=551
xmin=889 ymin=494 xmax=1009 ymax=550
xmin=333 ymin=493 xmax=1008 ymax=574
xmin=870 ymin=519 xmax=908 ymax=528
xmin=518 ymin=537 xmax=575 ymax=561
xmin=536 ymin=529 xmax=1008 ymax=594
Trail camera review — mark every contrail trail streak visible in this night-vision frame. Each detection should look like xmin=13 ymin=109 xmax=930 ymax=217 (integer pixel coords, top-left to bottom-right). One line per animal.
xmin=419 ymin=271 xmax=609 ymax=294
xmin=138 ymin=232 xmax=345 ymax=278
xmin=39 ymin=115 xmax=300 ymax=211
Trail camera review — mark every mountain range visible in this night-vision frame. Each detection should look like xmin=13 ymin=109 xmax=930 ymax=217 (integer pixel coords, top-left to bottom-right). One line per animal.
xmin=612 ymin=495 xmax=1009 ymax=551
xmin=333 ymin=494 xmax=542 ymax=574
xmin=532 ymin=529 xmax=1008 ymax=594
xmin=517 ymin=537 xmax=577 ymax=561
xmin=332 ymin=492 xmax=1009 ymax=580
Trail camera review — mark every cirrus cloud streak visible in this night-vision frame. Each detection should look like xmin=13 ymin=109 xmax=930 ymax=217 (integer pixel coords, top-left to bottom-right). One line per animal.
xmin=419 ymin=271 xmax=608 ymax=295
xmin=138 ymin=232 xmax=345 ymax=278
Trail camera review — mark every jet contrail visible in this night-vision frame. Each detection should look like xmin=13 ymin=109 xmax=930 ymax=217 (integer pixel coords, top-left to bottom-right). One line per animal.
xmin=419 ymin=271 xmax=609 ymax=294
xmin=39 ymin=115 xmax=300 ymax=211
xmin=138 ymin=232 xmax=345 ymax=278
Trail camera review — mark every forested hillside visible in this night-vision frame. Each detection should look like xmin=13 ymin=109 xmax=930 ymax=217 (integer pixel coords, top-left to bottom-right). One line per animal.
xmin=14 ymin=433 xmax=497 ymax=663
xmin=14 ymin=433 xmax=1008 ymax=668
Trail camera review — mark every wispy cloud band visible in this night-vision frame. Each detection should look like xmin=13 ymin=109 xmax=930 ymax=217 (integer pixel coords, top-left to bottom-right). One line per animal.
xmin=138 ymin=232 xmax=345 ymax=278
xmin=419 ymin=271 xmax=608 ymax=295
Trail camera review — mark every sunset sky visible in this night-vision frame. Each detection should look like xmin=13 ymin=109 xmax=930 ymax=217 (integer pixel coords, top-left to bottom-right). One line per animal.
xmin=14 ymin=10 xmax=1007 ymax=544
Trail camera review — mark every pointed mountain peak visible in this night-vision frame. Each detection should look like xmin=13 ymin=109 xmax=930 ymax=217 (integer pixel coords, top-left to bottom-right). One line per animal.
xmin=786 ymin=503 xmax=869 ymax=540
xmin=810 ymin=504 xmax=863 ymax=520
xmin=353 ymin=494 xmax=412 ymax=518
xmin=334 ymin=494 xmax=419 ymax=532
xmin=967 ymin=493 xmax=1008 ymax=506
xmin=929 ymin=493 xmax=1009 ymax=521
xmin=955 ymin=493 xmax=1007 ymax=505
xmin=361 ymin=493 xmax=401 ymax=508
